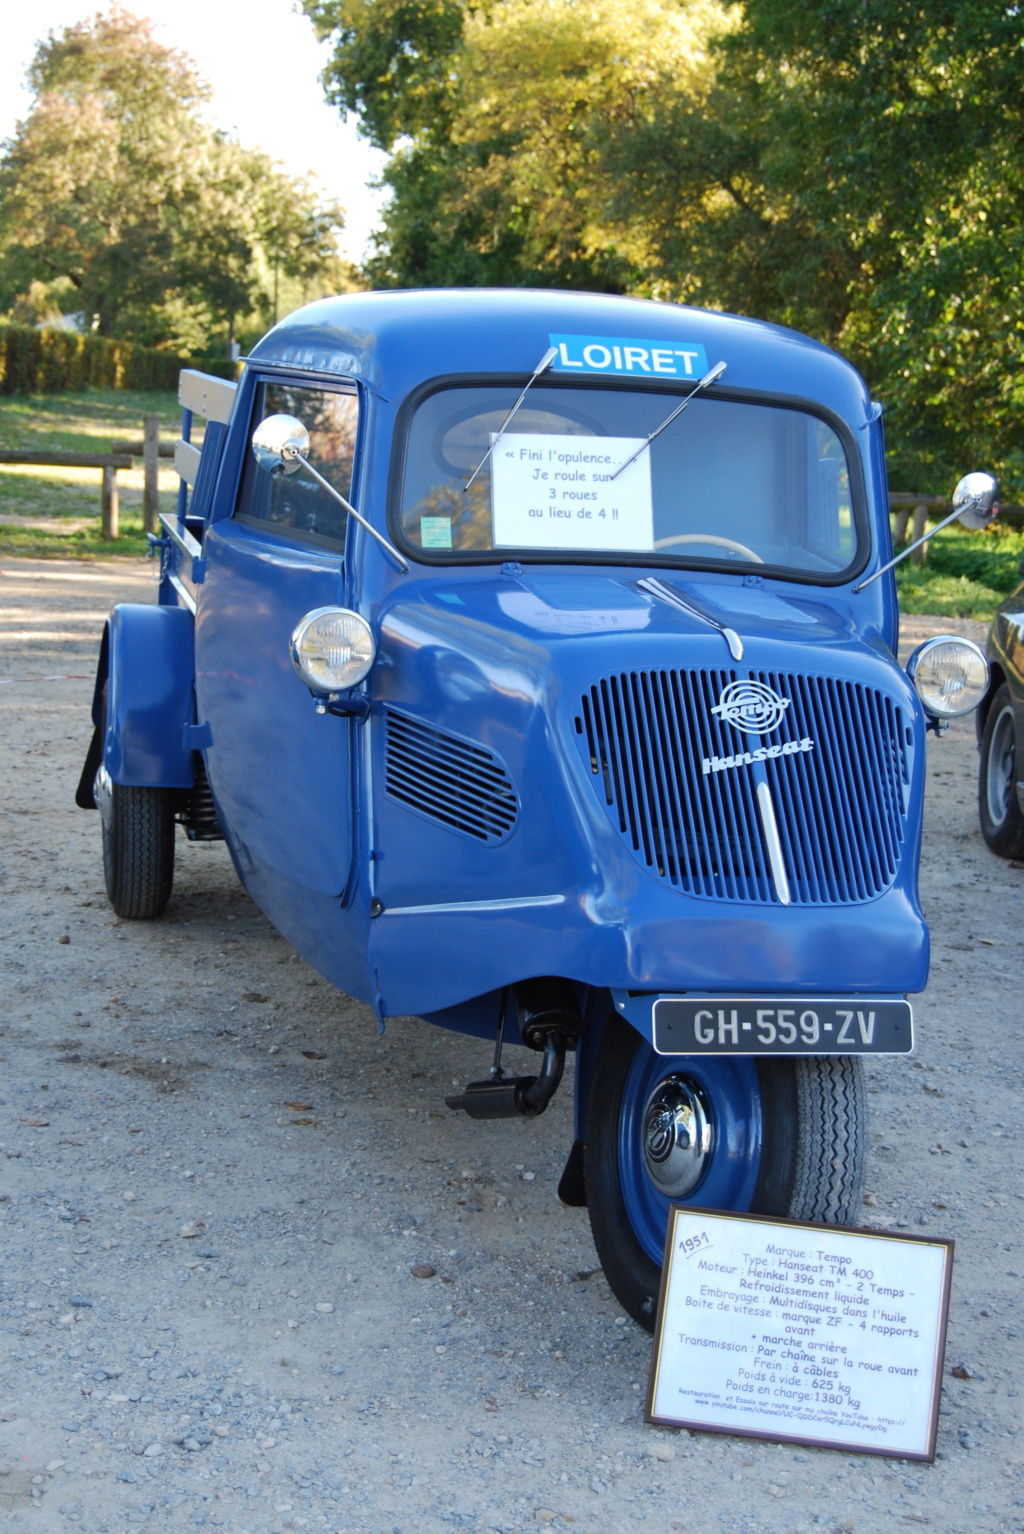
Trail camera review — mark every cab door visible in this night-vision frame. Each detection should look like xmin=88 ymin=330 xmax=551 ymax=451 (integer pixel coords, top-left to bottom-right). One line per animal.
xmin=194 ymin=377 xmax=360 ymax=896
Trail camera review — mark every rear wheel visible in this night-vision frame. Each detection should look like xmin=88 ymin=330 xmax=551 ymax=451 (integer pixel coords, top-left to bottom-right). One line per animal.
xmin=584 ymin=1011 xmax=866 ymax=1329
xmin=96 ymin=767 xmax=176 ymax=919
xmin=978 ymin=684 xmax=1024 ymax=858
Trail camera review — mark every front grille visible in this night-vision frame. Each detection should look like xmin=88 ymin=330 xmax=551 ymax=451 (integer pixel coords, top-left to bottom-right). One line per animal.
xmin=384 ymin=710 xmax=518 ymax=844
xmin=576 ymin=668 xmax=911 ymax=904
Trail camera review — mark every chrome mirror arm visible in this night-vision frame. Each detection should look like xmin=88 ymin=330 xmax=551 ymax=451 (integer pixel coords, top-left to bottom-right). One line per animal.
xmin=853 ymin=503 xmax=966 ymax=593
xmin=854 ymin=472 xmax=998 ymax=594
xmin=286 ymin=449 xmax=409 ymax=573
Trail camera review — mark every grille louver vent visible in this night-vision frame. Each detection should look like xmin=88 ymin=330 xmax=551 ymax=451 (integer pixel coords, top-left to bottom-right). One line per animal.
xmin=384 ymin=710 xmax=518 ymax=844
xmin=576 ymin=668 xmax=911 ymax=905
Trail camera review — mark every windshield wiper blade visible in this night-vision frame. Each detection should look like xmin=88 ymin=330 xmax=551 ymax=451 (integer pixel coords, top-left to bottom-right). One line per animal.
xmin=608 ymin=360 xmax=727 ymax=482
xmin=464 ymin=345 xmax=558 ymax=491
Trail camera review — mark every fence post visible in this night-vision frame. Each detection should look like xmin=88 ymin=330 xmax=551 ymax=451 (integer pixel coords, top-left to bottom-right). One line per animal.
xmin=101 ymin=465 xmax=120 ymax=540
xmin=143 ymin=414 xmax=160 ymax=534
xmin=894 ymin=508 xmax=910 ymax=546
xmin=911 ymin=502 xmax=929 ymax=565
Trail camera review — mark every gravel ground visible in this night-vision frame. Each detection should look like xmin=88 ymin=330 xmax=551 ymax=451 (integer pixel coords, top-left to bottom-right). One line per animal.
xmin=0 ymin=557 xmax=1021 ymax=1534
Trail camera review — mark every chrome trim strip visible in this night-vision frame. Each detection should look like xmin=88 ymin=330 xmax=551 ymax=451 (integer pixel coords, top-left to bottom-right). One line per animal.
xmin=160 ymin=513 xmax=202 ymax=559
xmin=755 ymin=780 xmax=790 ymax=906
xmin=382 ymin=894 xmax=565 ymax=917
xmin=168 ymin=571 xmax=197 ymax=615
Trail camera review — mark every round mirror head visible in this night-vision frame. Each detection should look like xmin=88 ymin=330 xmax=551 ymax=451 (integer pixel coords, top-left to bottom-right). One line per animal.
xmin=251 ymin=414 xmax=310 ymax=477
xmin=953 ymin=471 xmax=998 ymax=530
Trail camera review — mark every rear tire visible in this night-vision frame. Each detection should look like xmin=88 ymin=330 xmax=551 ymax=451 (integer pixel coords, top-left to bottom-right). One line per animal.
xmin=978 ymin=684 xmax=1024 ymax=858
xmin=97 ymin=769 xmax=175 ymax=919
xmin=584 ymin=1012 xmax=866 ymax=1329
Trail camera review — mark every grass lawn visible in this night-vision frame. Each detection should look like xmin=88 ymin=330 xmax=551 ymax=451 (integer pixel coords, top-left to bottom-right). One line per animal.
xmin=0 ymin=389 xmax=199 ymax=558
xmin=894 ymin=520 xmax=1024 ymax=619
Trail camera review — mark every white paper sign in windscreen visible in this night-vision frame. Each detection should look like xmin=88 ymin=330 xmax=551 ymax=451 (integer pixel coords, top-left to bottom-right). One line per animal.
xmin=490 ymin=433 xmax=653 ymax=553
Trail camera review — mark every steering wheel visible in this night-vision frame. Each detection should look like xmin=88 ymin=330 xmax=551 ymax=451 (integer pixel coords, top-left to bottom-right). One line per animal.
xmin=652 ymin=532 xmax=763 ymax=563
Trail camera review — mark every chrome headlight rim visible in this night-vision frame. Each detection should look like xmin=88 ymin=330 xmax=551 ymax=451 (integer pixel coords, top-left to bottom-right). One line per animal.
xmin=906 ymin=634 xmax=990 ymax=719
xmin=289 ymin=606 xmax=376 ymax=695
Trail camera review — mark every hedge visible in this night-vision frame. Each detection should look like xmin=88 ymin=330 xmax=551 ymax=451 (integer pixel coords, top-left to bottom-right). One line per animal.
xmin=0 ymin=325 xmax=237 ymax=395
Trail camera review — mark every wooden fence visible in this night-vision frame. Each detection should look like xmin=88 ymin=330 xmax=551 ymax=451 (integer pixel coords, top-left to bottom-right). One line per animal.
xmin=0 ymin=414 xmax=172 ymax=538
xmin=2 ymin=439 xmax=1022 ymax=546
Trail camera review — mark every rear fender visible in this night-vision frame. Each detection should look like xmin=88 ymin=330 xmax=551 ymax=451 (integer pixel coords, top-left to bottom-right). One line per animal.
xmin=104 ymin=603 xmax=196 ymax=789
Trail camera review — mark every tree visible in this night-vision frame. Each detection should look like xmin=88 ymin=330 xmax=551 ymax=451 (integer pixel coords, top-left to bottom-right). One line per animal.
xmin=309 ymin=0 xmax=1024 ymax=496
xmin=0 ymin=8 xmax=348 ymax=353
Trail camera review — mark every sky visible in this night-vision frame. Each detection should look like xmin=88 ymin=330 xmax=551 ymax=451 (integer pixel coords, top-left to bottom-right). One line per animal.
xmin=0 ymin=0 xmax=390 ymax=264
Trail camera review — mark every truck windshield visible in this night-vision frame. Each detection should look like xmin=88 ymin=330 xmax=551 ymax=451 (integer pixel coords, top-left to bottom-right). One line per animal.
xmin=396 ymin=384 xmax=860 ymax=581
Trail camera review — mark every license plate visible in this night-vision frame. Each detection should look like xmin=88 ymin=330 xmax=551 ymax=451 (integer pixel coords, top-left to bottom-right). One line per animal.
xmin=652 ymin=997 xmax=913 ymax=1056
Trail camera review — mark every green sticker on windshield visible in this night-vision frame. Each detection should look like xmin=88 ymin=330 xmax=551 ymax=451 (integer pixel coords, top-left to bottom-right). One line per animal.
xmin=420 ymin=516 xmax=453 ymax=549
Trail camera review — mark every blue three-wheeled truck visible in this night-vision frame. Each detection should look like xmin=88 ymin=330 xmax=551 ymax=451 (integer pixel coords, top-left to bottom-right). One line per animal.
xmin=76 ymin=289 xmax=995 ymax=1327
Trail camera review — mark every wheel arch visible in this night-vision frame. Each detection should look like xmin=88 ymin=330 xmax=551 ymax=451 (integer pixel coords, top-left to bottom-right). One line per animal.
xmin=103 ymin=604 xmax=196 ymax=790
xmin=976 ymin=657 xmax=1006 ymax=743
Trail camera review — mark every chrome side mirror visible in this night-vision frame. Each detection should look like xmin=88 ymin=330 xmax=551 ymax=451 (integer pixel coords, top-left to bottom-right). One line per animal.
xmin=855 ymin=469 xmax=1000 ymax=592
xmin=251 ymin=413 xmax=310 ymax=477
xmin=249 ymin=410 xmax=410 ymax=573
xmin=953 ymin=471 xmax=999 ymax=530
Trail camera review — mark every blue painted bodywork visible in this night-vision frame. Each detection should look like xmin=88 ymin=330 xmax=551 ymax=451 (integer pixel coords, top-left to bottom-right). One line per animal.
xmin=116 ymin=290 xmax=932 ymax=1036
xmin=104 ymin=603 xmax=195 ymax=789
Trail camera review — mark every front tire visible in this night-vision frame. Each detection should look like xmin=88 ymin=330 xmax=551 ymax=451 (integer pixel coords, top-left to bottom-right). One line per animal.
xmin=96 ymin=768 xmax=175 ymax=919
xmin=978 ymin=684 xmax=1024 ymax=858
xmin=584 ymin=1012 xmax=866 ymax=1329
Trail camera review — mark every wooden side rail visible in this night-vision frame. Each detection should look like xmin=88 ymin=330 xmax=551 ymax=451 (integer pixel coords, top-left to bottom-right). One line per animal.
xmin=111 ymin=439 xmax=175 ymax=457
xmin=0 ymin=450 xmax=132 ymax=469
xmin=0 ymin=449 xmax=132 ymax=538
xmin=889 ymin=494 xmax=1024 ymax=560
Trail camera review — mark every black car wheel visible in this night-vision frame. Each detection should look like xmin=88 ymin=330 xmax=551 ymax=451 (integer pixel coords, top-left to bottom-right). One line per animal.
xmin=583 ymin=1010 xmax=866 ymax=1329
xmin=979 ymin=683 xmax=1024 ymax=859
xmin=96 ymin=767 xmax=176 ymax=919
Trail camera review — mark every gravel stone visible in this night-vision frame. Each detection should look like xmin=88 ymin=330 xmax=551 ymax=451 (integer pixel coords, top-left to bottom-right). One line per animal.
xmin=0 ymin=573 xmax=1019 ymax=1532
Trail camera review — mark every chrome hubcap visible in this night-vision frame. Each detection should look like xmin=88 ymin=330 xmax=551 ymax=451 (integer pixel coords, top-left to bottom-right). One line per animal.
xmin=987 ymin=705 xmax=1016 ymax=828
xmin=94 ymin=764 xmax=113 ymax=826
xmin=641 ymin=1074 xmax=714 ymax=1198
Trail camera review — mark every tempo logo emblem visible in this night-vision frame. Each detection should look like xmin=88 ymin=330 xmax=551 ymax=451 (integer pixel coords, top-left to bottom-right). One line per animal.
xmin=711 ymin=680 xmax=791 ymax=735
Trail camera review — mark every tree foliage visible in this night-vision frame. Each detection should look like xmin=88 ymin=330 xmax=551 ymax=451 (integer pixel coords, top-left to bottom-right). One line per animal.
xmin=0 ymin=9 xmax=349 ymax=353
xmin=307 ymin=0 xmax=1024 ymax=496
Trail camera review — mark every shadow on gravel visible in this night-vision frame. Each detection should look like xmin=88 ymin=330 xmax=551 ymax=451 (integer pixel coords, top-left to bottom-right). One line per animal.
xmin=52 ymin=1045 xmax=211 ymax=1094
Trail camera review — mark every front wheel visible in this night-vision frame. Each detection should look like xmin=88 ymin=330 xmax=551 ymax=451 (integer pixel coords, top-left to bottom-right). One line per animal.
xmin=584 ymin=1013 xmax=866 ymax=1329
xmin=978 ymin=684 xmax=1024 ymax=858
xmin=96 ymin=767 xmax=176 ymax=919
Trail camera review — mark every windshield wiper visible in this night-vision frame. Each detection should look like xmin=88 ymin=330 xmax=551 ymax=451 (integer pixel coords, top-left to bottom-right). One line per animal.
xmin=608 ymin=360 xmax=727 ymax=481
xmin=464 ymin=345 xmax=558 ymax=491
xmin=638 ymin=576 xmax=744 ymax=661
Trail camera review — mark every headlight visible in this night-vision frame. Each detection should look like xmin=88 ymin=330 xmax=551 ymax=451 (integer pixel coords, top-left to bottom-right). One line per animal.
xmin=290 ymin=607 xmax=375 ymax=693
xmin=906 ymin=635 xmax=989 ymax=718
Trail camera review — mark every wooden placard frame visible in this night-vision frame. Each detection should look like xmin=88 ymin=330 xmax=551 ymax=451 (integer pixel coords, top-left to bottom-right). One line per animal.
xmin=645 ymin=1207 xmax=954 ymax=1462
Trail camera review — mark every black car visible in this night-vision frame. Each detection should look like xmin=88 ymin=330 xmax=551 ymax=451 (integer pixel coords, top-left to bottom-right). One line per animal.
xmin=979 ymin=583 xmax=1024 ymax=857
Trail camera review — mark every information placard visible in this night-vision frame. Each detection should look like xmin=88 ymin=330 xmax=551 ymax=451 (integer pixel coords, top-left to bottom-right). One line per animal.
xmin=490 ymin=433 xmax=653 ymax=553
xmin=647 ymin=1209 xmax=953 ymax=1461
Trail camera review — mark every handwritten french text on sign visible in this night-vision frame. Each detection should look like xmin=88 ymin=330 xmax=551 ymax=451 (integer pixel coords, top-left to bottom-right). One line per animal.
xmin=490 ymin=434 xmax=653 ymax=553
xmin=549 ymin=333 xmax=709 ymax=381
xmin=647 ymin=1210 xmax=952 ymax=1461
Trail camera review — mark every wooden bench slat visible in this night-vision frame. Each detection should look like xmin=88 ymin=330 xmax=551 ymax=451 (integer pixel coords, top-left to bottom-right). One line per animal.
xmin=178 ymin=368 xmax=237 ymax=425
xmin=174 ymin=440 xmax=202 ymax=486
